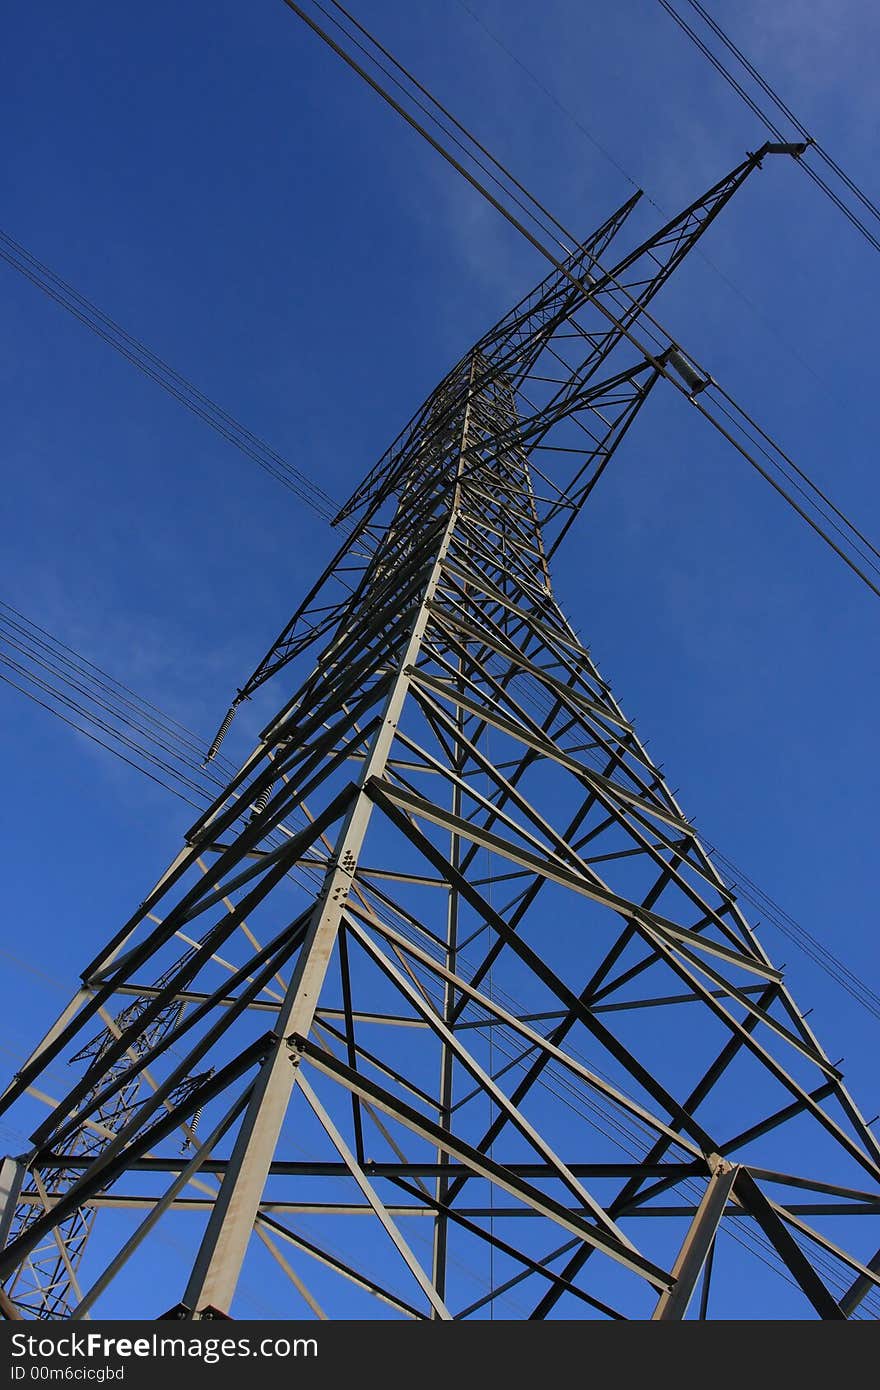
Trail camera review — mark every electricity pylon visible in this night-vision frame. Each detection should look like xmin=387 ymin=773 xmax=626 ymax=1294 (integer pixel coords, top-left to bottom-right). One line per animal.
xmin=2 ymin=144 xmax=878 ymax=1322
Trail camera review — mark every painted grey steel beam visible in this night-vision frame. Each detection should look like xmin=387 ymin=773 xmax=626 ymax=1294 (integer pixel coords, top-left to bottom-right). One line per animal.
xmin=1 ymin=147 xmax=875 ymax=1320
xmin=651 ymin=1158 xmax=739 ymax=1320
xmin=69 ymin=1087 xmax=252 ymax=1320
xmin=293 ymin=1037 xmax=674 ymax=1291
xmin=181 ymin=485 xmax=465 ymax=1316
xmin=293 ymin=1068 xmax=451 ymax=1319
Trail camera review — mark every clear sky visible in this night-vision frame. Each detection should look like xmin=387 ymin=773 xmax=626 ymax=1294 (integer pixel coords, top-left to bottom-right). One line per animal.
xmin=1 ymin=0 xmax=878 ymax=1318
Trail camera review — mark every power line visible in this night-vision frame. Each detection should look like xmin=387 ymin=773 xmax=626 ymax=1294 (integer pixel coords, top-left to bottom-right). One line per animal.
xmin=377 ymin=942 xmax=880 ymax=1317
xmin=330 ymin=2 xmax=880 ymax=598
xmin=711 ymin=385 xmax=880 ymax=572
xmin=0 ymin=601 xmax=217 ymax=768
xmin=680 ymin=0 xmax=880 ymax=226
xmin=279 ymin=0 xmax=880 ymax=605
xmin=704 ymin=845 xmax=880 ymax=1023
xmin=511 ymin=657 xmax=880 ymax=1025
xmin=0 ymin=601 xmax=239 ymax=806
xmin=3 ymin=601 xmax=876 ymax=1314
xmin=2 ymin=593 xmax=867 ymax=1033
xmin=3 ymin=593 xmax=878 ymax=1030
xmin=0 ymin=702 xmax=867 ymax=1313
xmin=318 ymin=0 xmax=575 ymax=255
xmin=0 ymin=229 xmax=341 ymax=522
xmin=5 ymin=0 xmax=877 ymax=1123
xmin=0 ymin=670 xmax=205 ymax=813
xmin=6 ymin=5 xmax=877 ymax=604
xmin=454 ymin=0 xmax=653 ymax=204
xmin=454 ymin=0 xmax=832 ymax=393
xmin=4 ymin=12 xmax=874 ymax=612
xmin=657 ymin=0 xmax=880 ymax=257
xmin=8 ymin=0 xmax=873 ymax=1034
xmin=3 ymin=8 xmax=873 ymax=1301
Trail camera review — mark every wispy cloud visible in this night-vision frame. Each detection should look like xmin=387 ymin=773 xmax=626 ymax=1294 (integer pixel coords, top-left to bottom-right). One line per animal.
xmin=739 ymin=0 xmax=880 ymax=96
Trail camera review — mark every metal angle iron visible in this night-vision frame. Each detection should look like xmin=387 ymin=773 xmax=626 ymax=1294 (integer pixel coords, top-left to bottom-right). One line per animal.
xmin=1 ymin=146 xmax=878 ymax=1322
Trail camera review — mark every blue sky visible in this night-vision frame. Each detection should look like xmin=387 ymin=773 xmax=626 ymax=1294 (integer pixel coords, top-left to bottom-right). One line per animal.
xmin=1 ymin=0 xmax=879 ymax=1317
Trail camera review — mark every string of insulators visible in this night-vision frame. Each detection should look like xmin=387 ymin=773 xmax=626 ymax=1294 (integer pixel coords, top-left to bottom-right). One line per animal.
xmin=181 ymin=1069 xmax=214 ymax=1151
xmin=663 ymin=346 xmax=709 ymax=397
xmin=202 ymin=702 xmax=238 ymax=765
xmin=182 ymin=1104 xmax=204 ymax=1153
xmin=248 ymin=781 xmax=274 ymax=821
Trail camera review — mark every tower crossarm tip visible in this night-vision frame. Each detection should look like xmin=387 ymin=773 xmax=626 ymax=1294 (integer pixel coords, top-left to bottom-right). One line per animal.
xmin=751 ymin=140 xmax=811 ymax=161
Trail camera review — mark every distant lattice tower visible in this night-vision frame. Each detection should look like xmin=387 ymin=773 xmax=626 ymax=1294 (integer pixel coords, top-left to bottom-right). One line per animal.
xmin=1 ymin=144 xmax=878 ymax=1321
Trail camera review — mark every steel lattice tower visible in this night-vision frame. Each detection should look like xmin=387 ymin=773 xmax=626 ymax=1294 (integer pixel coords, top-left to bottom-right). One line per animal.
xmin=1 ymin=145 xmax=878 ymax=1322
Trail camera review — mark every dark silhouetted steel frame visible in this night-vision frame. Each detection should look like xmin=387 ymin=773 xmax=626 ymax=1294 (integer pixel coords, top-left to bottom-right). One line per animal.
xmin=1 ymin=146 xmax=878 ymax=1321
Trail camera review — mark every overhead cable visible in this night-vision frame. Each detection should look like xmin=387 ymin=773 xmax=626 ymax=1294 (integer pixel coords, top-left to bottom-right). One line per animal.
xmin=0 ymin=229 xmax=340 ymax=521
xmin=279 ymin=0 xmax=880 ymax=604
xmin=657 ymin=0 xmax=880 ymax=256
xmin=3 ymin=595 xmax=877 ymax=1026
